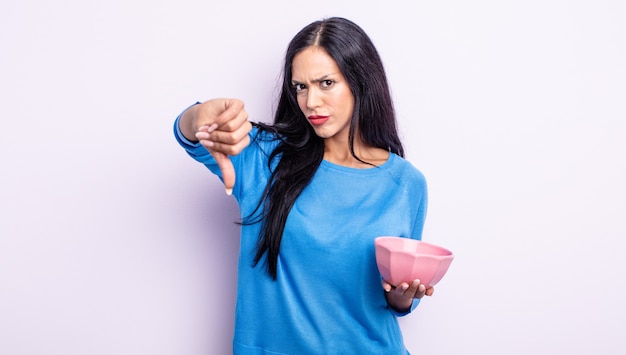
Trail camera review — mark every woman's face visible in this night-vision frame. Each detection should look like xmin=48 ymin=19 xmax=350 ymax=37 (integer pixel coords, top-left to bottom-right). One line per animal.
xmin=291 ymin=46 xmax=355 ymax=141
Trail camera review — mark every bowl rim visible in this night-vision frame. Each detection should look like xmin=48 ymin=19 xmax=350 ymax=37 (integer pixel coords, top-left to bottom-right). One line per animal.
xmin=374 ymin=237 xmax=454 ymax=258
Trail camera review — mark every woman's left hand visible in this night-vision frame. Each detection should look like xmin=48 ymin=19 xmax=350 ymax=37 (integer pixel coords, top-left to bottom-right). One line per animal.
xmin=382 ymin=279 xmax=434 ymax=312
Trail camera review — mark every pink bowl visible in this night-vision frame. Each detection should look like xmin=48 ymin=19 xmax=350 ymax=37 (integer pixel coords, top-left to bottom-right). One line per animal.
xmin=374 ymin=236 xmax=454 ymax=287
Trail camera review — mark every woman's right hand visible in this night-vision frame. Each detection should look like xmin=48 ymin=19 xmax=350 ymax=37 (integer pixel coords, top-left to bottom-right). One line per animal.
xmin=180 ymin=98 xmax=253 ymax=195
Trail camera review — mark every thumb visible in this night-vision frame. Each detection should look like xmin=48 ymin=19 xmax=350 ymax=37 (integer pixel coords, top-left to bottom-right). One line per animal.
xmin=211 ymin=149 xmax=235 ymax=195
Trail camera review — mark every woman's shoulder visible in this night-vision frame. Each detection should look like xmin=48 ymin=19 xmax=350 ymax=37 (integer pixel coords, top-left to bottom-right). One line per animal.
xmin=386 ymin=153 xmax=427 ymax=187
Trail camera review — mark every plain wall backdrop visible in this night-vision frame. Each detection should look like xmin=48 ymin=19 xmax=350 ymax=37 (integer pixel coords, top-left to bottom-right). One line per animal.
xmin=1 ymin=0 xmax=625 ymax=354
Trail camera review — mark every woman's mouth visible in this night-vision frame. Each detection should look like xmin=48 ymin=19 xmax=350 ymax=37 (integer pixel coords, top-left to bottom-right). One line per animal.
xmin=308 ymin=115 xmax=329 ymax=125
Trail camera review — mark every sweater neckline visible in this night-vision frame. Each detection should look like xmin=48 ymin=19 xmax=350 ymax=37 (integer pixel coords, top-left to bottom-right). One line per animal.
xmin=320 ymin=153 xmax=396 ymax=174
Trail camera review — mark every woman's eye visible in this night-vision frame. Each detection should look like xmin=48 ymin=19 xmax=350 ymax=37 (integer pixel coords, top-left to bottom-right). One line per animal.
xmin=321 ymin=80 xmax=334 ymax=88
xmin=293 ymin=83 xmax=306 ymax=92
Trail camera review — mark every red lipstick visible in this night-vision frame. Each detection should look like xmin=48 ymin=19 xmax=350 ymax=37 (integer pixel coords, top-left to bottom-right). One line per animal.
xmin=308 ymin=115 xmax=329 ymax=125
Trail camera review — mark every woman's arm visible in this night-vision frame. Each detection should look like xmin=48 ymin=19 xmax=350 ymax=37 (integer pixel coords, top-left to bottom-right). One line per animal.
xmin=178 ymin=98 xmax=253 ymax=194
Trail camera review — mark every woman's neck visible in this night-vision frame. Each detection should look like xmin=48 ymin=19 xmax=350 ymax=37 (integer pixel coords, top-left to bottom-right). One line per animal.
xmin=323 ymin=137 xmax=389 ymax=168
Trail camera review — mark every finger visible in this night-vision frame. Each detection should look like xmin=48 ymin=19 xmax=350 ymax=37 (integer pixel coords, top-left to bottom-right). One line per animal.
xmin=425 ymin=287 xmax=435 ymax=297
xmin=211 ymin=150 xmax=235 ymax=195
xmin=197 ymin=124 xmax=217 ymax=132
xmin=195 ymin=123 xmax=218 ymax=141
xmin=217 ymin=106 xmax=249 ymax=132
xmin=390 ymin=282 xmax=409 ymax=296
xmin=214 ymin=99 xmax=246 ymax=127
xmin=209 ymin=121 xmax=252 ymax=146
xmin=381 ymin=279 xmax=394 ymax=293
xmin=194 ymin=99 xmax=243 ymax=132
xmin=195 ymin=129 xmax=210 ymax=141
xmin=402 ymin=279 xmax=425 ymax=299
xmin=207 ymin=134 xmax=251 ymax=157
xmin=415 ymin=283 xmax=426 ymax=298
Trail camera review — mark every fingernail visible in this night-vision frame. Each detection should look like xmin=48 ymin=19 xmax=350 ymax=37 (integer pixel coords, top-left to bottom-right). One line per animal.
xmin=208 ymin=123 xmax=218 ymax=132
xmin=225 ymin=188 xmax=232 ymax=196
xmin=195 ymin=131 xmax=210 ymax=140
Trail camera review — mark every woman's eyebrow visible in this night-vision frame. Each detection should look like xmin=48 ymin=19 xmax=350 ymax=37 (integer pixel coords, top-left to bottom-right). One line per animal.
xmin=291 ymin=74 xmax=335 ymax=84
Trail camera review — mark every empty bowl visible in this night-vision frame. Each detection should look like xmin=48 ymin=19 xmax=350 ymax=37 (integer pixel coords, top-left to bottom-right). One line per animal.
xmin=374 ymin=236 xmax=454 ymax=287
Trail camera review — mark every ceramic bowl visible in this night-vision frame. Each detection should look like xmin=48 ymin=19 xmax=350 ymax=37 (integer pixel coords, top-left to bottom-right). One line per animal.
xmin=374 ymin=236 xmax=454 ymax=287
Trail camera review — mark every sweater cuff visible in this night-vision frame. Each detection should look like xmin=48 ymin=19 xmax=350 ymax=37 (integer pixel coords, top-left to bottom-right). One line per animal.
xmin=389 ymin=298 xmax=420 ymax=317
xmin=174 ymin=102 xmax=202 ymax=148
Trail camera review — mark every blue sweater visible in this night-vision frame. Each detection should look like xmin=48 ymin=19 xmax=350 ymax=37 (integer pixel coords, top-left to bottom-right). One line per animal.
xmin=175 ymin=116 xmax=428 ymax=354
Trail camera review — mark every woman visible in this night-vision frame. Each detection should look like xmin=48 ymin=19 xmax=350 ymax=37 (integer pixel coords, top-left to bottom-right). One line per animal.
xmin=174 ymin=17 xmax=433 ymax=354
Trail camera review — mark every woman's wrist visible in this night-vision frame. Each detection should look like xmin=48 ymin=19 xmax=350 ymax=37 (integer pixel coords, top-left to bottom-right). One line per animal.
xmin=385 ymin=291 xmax=413 ymax=313
xmin=180 ymin=103 xmax=201 ymax=142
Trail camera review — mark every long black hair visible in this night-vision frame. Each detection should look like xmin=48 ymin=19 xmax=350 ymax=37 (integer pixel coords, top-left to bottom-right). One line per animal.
xmin=246 ymin=17 xmax=404 ymax=279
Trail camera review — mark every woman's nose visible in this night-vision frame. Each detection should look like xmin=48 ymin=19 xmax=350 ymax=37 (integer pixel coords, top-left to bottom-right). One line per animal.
xmin=306 ymin=88 xmax=322 ymax=109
